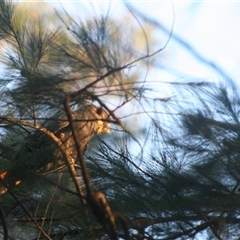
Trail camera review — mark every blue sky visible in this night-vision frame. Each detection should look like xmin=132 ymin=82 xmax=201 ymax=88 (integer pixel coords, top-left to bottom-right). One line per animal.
xmin=128 ymin=1 xmax=240 ymax=82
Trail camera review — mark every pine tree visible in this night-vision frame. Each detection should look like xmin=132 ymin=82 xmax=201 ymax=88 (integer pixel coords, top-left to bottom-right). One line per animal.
xmin=0 ymin=1 xmax=239 ymax=240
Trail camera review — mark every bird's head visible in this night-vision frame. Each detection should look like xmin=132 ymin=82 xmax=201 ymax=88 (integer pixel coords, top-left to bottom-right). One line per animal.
xmin=83 ymin=105 xmax=111 ymax=135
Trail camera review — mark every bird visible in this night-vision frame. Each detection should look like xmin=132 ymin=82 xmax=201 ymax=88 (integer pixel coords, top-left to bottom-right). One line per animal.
xmin=0 ymin=103 xmax=111 ymax=196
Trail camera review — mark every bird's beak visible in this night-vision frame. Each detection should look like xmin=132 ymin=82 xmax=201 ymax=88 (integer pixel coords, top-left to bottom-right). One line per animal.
xmin=97 ymin=120 xmax=111 ymax=134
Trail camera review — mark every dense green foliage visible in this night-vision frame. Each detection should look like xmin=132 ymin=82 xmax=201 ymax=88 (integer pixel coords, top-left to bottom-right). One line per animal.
xmin=0 ymin=1 xmax=239 ymax=240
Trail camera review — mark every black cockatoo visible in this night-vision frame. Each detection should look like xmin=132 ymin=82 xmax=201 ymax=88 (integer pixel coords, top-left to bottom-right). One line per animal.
xmin=0 ymin=104 xmax=111 ymax=196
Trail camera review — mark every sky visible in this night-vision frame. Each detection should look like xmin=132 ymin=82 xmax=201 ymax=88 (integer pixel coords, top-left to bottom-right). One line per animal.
xmin=49 ymin=1 xmax=240 ymax=82
xmin=127 ymin=1 xmax=240 ymax=82
xmin=44 ymin=0 xmax=240 ymax=103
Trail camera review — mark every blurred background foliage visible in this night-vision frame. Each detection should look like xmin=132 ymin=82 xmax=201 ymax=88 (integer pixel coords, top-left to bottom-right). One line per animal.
xmin=0 ymin=1 xmax=239 ymax=240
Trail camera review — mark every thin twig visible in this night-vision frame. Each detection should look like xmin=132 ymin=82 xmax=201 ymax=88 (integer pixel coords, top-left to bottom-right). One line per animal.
xmin=0 ymin=180 xmax=52 ymax=240
xmin=37 ymin=173 xmax=63 ymax=240
xmin=0 ymin=208 xmax=8 ymax=240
